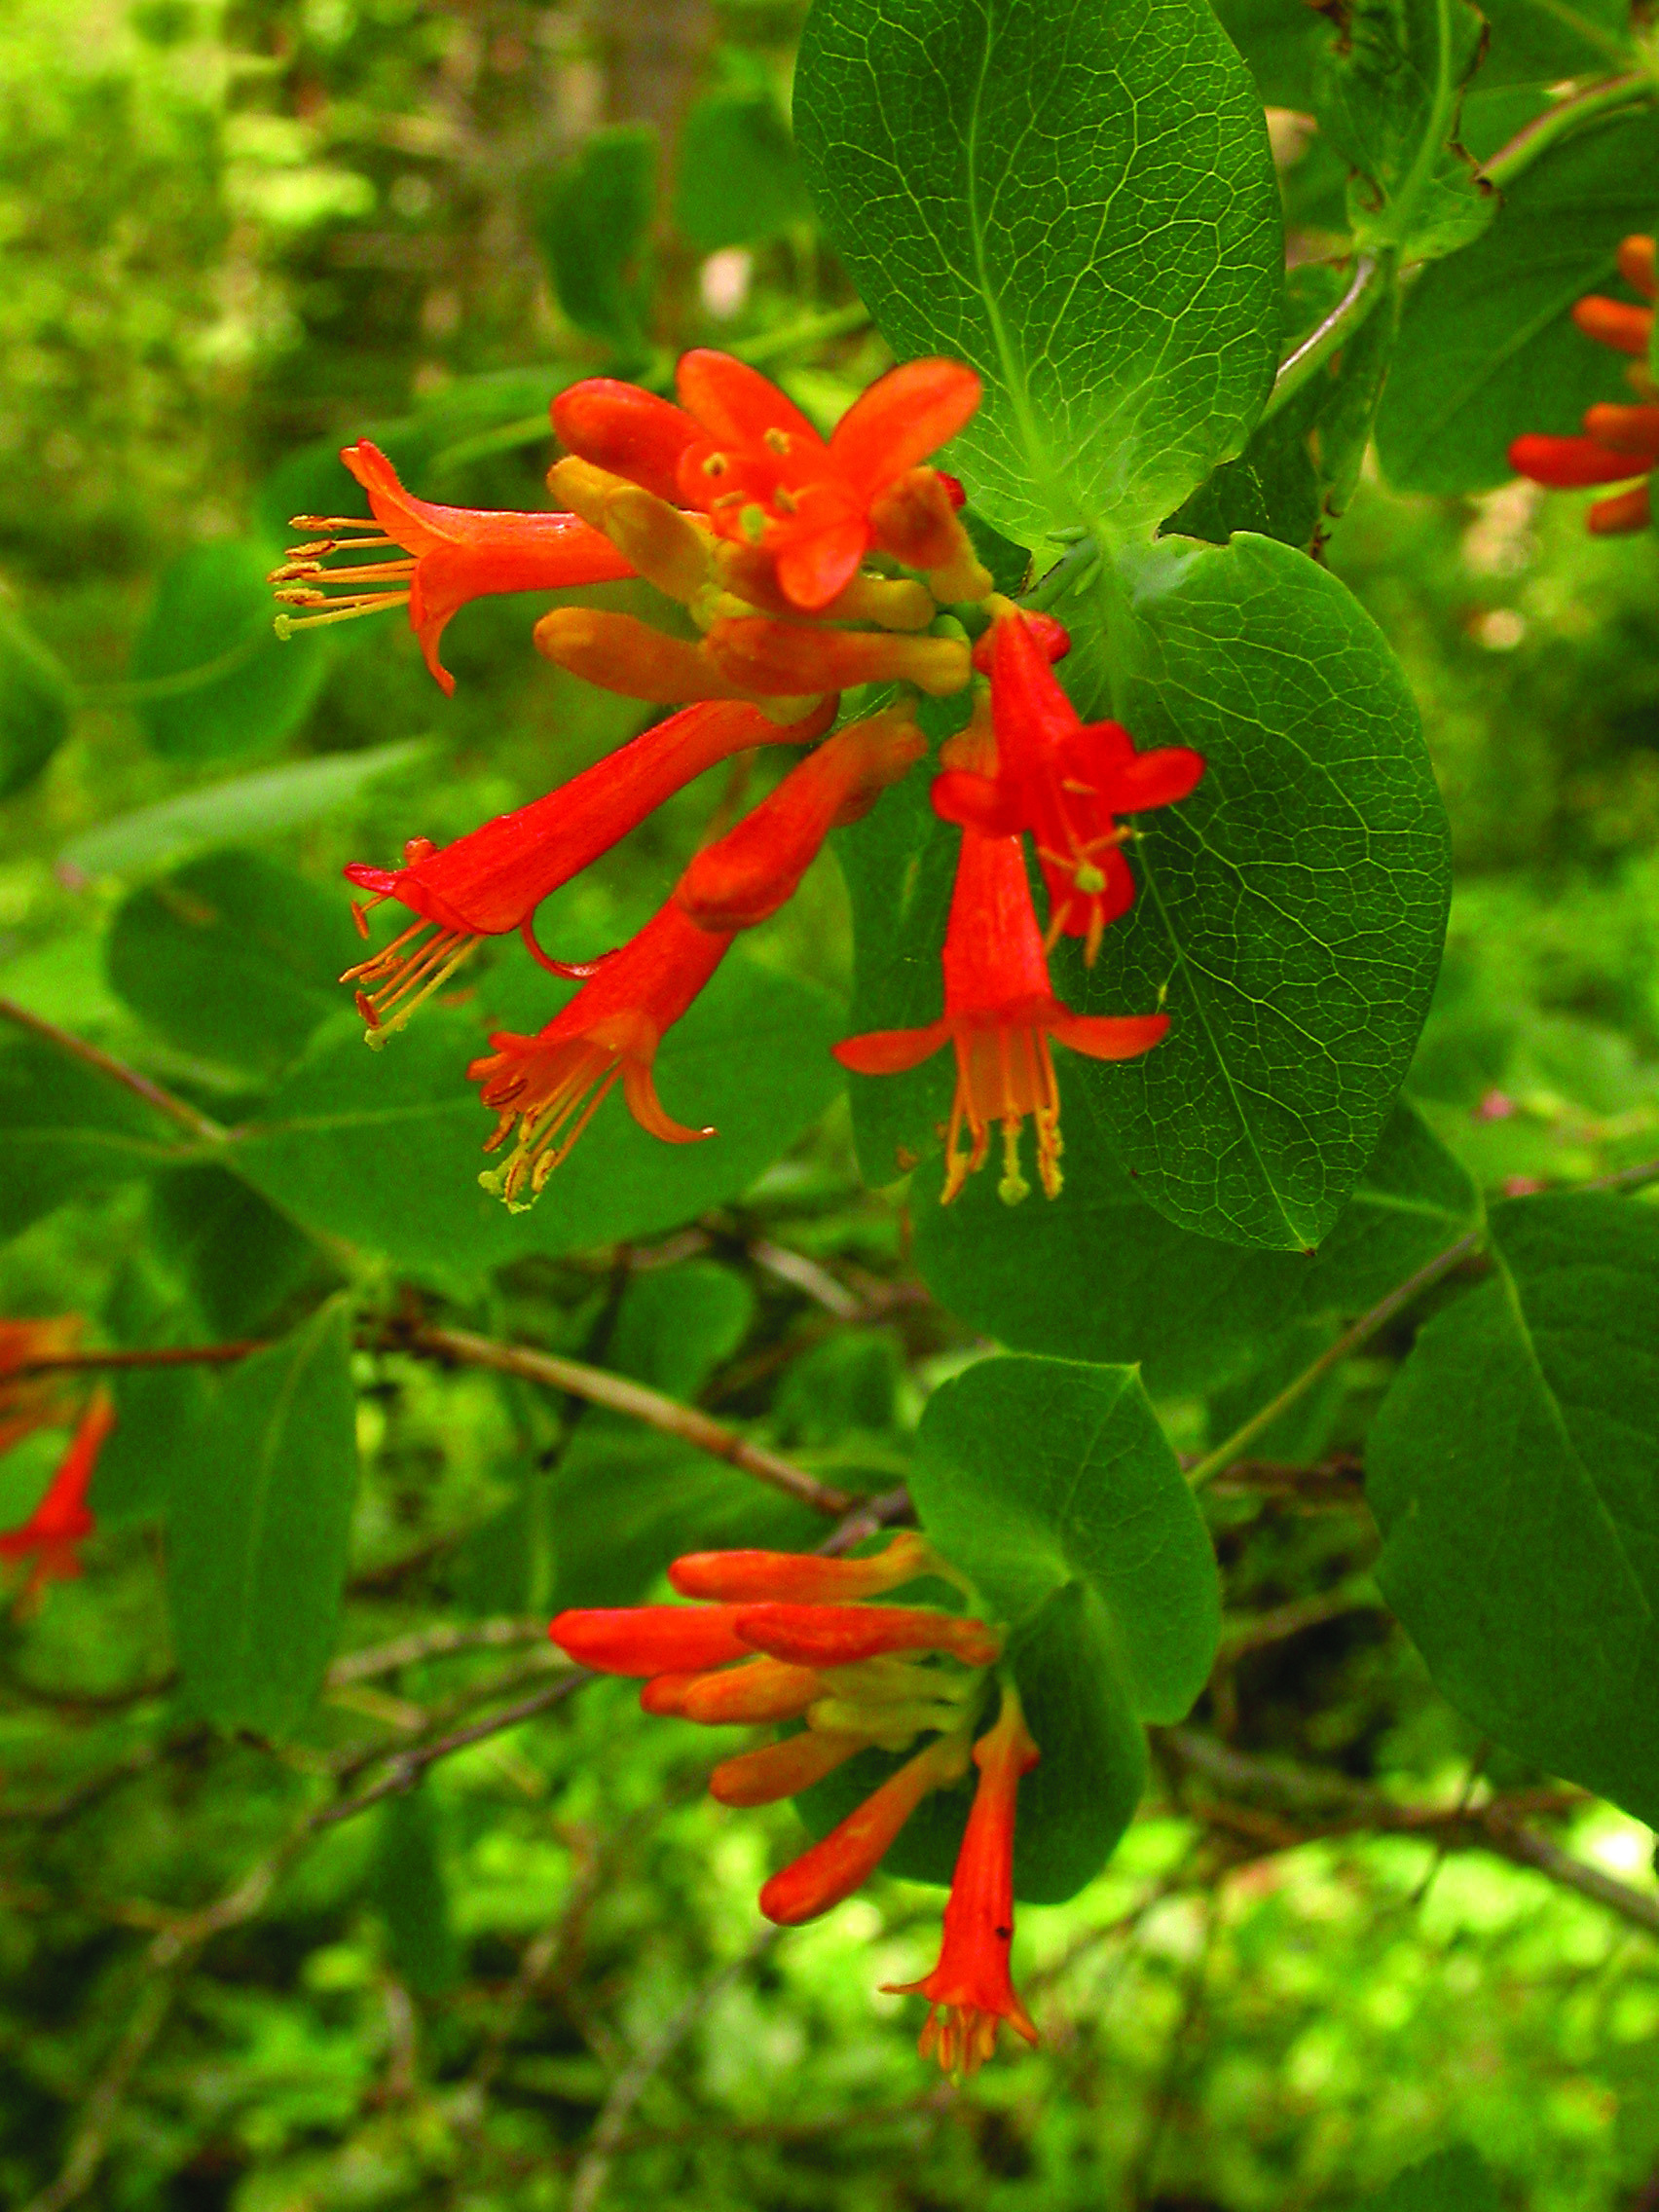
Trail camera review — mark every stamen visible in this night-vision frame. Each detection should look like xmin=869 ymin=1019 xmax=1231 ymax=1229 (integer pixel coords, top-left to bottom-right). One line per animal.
xmin=288 ymin=512 xmax=385 ymax=531
xmin=273 ymin=592 xmax=411 ymax=639
xmin=763 ymin=428 xmax=793 ymax=455
xmin=480 ymin=1054 xmax=624 ymax=1210
xmin=340 ymin=920 xmax=481 ymax=1047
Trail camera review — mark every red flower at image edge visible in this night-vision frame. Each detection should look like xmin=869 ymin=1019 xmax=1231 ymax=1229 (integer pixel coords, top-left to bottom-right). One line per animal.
xmin=0 ymin=1391 xmax=115 ymax=1599
xmin=1510 ymin=236 xmax=1658 ymax=535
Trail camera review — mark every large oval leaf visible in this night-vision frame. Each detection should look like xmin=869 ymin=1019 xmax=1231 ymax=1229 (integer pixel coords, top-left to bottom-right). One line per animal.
xmin=795 ymin=0 xmax=1282 ymax=546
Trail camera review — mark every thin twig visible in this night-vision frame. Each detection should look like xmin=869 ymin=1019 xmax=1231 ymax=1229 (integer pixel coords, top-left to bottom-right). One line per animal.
xmin=0 ymin=998 xmax=226 ymax=1148
xmin=405 ymin=1322 xmax=855 ymax=1517
xmin=326 ymin=1617 xmax=547 ymax=1687
xmin=1161 ymin=1731 xmax=1659 ymax=1936
xmin=568 ymin=1925 xmax=781 ymax=2212
xmin=1262 ymin=253 xmax=1389 ymax=422
xmin=313 ymin=1671 xmax=591 ymax=1827
xmin=1216 ymin=1579 xmax=1385 ymax=1663
xmin=16 ymin=1342 xmax=269 ymax=1378
xmin=816 ymin=1484 xmax=914 ymax=1556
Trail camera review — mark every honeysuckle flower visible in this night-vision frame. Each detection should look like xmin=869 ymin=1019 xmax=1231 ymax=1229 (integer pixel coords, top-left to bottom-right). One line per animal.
xmin=548 ymin=1603 xmax=756 ymax=1675
xmin=556 ymin=352 xmax=990 ymax=611
xmin=641 ymin=1657 xmax=824 ymax=1723
xmin=886 ymin=1683 xmax=1041 ymax=2075
xmin=338 ymin=696 xmax=835 ymax=1045
xmin=672 ymin=707 xmax=926 ymax=933
xmin=934 ymin=610 xmax=1204 ymax=960
xmin=668 ymin=1531 xmax=944 ymax=1603
xmin=1510 ymin=236 xmax=1658 ymax=535
xmin=758 ymin=1727 xmax=974 ymax=1925
xmin=833 ymin=823 xmax=1169 ymax=1202
xmin=469 ymin=903 xmax=736 ymax=1208
xmin=0 ymin=1390 xmax=115 ymax=1601
xmin=270 ymin=440 xmax=634 ymax=693
xmin=708 ymin=1728 xmax=867 ymax=1807
xmin=733 ymin=1602 xmax=1002 ymax=1669
xmin=0 ymin=1316 xmax=81 ymax=1455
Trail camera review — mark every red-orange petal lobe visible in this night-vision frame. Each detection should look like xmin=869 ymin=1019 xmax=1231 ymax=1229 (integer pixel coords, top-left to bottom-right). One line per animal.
xmin=340 ymin=439 xmax=450 ymax=553
xmin=1588 ymin=480 xmax=1653 ymax=533
xmin=774 ymin=518 xmax=874 ymax=611
xmin=829 ymin=359 xmax=983 ymax=503
xmin=1510 ymin=432 xmax=1647 ymax=489
xmin=1046 ymin=1009 xmax=1170 ymax=1062
xmin=670 ymin=1532 xmax=937 ymax=1604
xmin=734 ymin=1602 xmax=1001 ymax=1669
xmin=676 ymin=350 xmax=827 ymax=454
xmin=972 ymin=610 xmax=1069 ymax=675
xmin=1102 ymin=743 xmax=1207 ymax=811
xmin=1572 ymin=295 xmax=1655 ymax=357
xmin=832 ymin=1019 xmax=953 ymax=1077
xmin=931 ymin=769 xmax=1029 ymax=837
xmin=551 ymin=380 xmax=703 ymax=502
xmin=618 ymin=1056 xmax=718 ymax=1146
xmin=548 ymin=1604 xmax=754 ymax=1676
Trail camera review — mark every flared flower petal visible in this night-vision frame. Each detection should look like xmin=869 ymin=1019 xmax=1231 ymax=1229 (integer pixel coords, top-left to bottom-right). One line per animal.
xmin=271 ymin=441 xmax=634 ymax=693
xmin=551 ymin=379 xmax=703 ymax=502
xmin=469 ymin=904 xmax=733 ymax=1208
xmin=885 ymin=1684 xmax=1041 ymax=2075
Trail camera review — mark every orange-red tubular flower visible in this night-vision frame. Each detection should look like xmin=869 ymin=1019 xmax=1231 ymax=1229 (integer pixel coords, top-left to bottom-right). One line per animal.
xmin=548 ymin=1604 xmax=755 ymax=1676
xmin=886 ymin=1685 xmax=1042 ymax=2076
xmin=0 ymin=1316 xmax=81 ymax=1455
xmin=647 ymin=1656 xmax=825 ymax=1725
xmin=0 ymin=1391 xmax=115 ymax=1599
xmin=735 ymin=1603 xmax=1002 ymax=1670
xmin=834 ymin=826 xmax=1169 ymax=1202
xmin=1509 ymin=236 xmax=1659 ymax=535
xmin=669 ymin=1530 xmax=940 ymax=1604
xmin=705 ymin=615 xmax=973 ymax=701
xmin=709 ymin=1728 xmax=867 ymax=1807
xmin=469 ymin=903 xmax=735 ymax=1208
xmin=673 ymin=709 xmax=927 ymax=933
xmin=935 ymin=611 xmax=1204 ymax=961
xmin=556 ymin=355 xmax=988 ymax=610
xmin=271 ymin=441 xmax=635 ymax=693
xmin=338 ymin=696 xmax=835 ymax=1044
xmin=759 ymin=1728 xmax=973 ymax=1926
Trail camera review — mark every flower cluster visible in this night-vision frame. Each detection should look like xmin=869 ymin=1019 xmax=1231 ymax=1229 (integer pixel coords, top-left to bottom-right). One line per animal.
xmin=1511 ymin=235 xmax=1657 ymax=535
xmin=280 ymin=350 xmax=1203 ymax=1206
xmin=0 ymin=1318 xmax=114 ymax=1606
xmin=550 ymin=1532 xmax=1042 ymax=2075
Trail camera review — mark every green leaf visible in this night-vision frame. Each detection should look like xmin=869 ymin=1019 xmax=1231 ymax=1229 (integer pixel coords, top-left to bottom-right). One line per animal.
xmin=1066 ymin=534 xmax=1451 ymax=1249
xmin=913 ymin=1354 xmax=1221 ymax=1721
xmin=1373 ymin=2145 xmax=1501 ymax=2211
xmin=1375 ymin=110 xmax=1659 ymax=494
xmin=89 ymin=1362 xmax=214 ymax=1528
xmin=605 ymin=1259 xmax=755 ymax=1401
xmin=166 ymin=1297 xmax=357 ymax=1740
xmin=129 ymin=540 xmax=333 ymax=762
xmin=535 ymin=124 xmax=657 ymax=352
xmin=226 ymin=948 xmax=845 ymax=1280
xmin=1477 ymin=0 xmax=1633 ymax=86
xmin=914 ymin=1090 xmax=1478 ymax=1395
xmin=1311 ymin=0 xmax=1493 ymax=261
xmin=0 ymin=1035 xmax=197 ymax=1243
xmin=1369 ymin=1192 xmax=1659 ymax=1824
xmin=674 ymin=90 xmax=810 ymax=250
xmin=800 ymin=1353 xmax=1211 ymax=1900
xmin=1209 ymin=0 xmax=1322 ymax=105
xmin=374 ymin=1789 xmax=461 ymax=1997
xmin=795 ymin=0 xmax=1283 ymax=547
xmin=0 ymin=611 xmax=72 ymax=801
xmin=150 ymin=1165 xmax=327 ymax=1338
xmin=106 ymin=848 xmax=357 ymax=1080
xmin=57 ymin=739 xmax=431 ymax=881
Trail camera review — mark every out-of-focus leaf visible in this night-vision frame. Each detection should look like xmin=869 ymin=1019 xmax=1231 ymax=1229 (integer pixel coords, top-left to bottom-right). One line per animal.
xmin=535 ymin=124 xmax=657 ymax=352
xmin=90 ymin=1361 xmax=214 ymax=1527
xmin=166 ymin=1297 xmax=357 ymax=1739
xmin=129 ymin=540 xmax=333 ymax=761
xmin=1370 ymin=1193 xmax=1659 ymax=1824
xmin=0 ymin=1034 xmax=200 ymax=1242
xmin=57 ymin=739 xmax=431 ymax=881
xmin=0 ymin=611 xmax=72 ymax=801
xmin=150 ymin=1164 xmax=327 ymax=1337
xmin=1376 ymin=111 xmax=1659 ymax=494
xmin=1372 ymin=2144 xmax=1501 ymax=2210
xmin=374 ymin=1789 xmax=461 ymax=1997
xmin=675 ymin=90 xmax=809 ymax=250
xmin=106 ymin=848 xmax=356 ymax=1080
xmin=796 ymin=0 xmax=1282 ymax=548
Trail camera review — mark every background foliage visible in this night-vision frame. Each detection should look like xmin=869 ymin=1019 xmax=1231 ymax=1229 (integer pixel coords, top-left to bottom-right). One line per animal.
xmin=3 ymin=1 xmax=1659 ymax=2207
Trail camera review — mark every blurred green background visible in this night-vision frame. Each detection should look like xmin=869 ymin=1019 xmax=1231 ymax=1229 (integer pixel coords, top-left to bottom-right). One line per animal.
xmin=2 ymin=2 xmax=1658 ymax=2207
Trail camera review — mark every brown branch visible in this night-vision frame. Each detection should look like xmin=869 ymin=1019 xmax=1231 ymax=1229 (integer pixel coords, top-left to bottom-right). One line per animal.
xmin=1161 ymin=1730 xmax=1659 ymax=1937
xmin=16 ymin=1342 xmax=269 ymax=1378
xmin=326 ymin=1617 xmax=548 ymax=1687
xmin=1216 ymin=1579 xmax=1385 ymax=1663
xmin=313 ymin=1670 xmax=592 ymax=1827
xmin=404 ymin=1322 xmax=855 ymax=1517
xmin=0 ymin=997 xmax=227 ymax=1148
